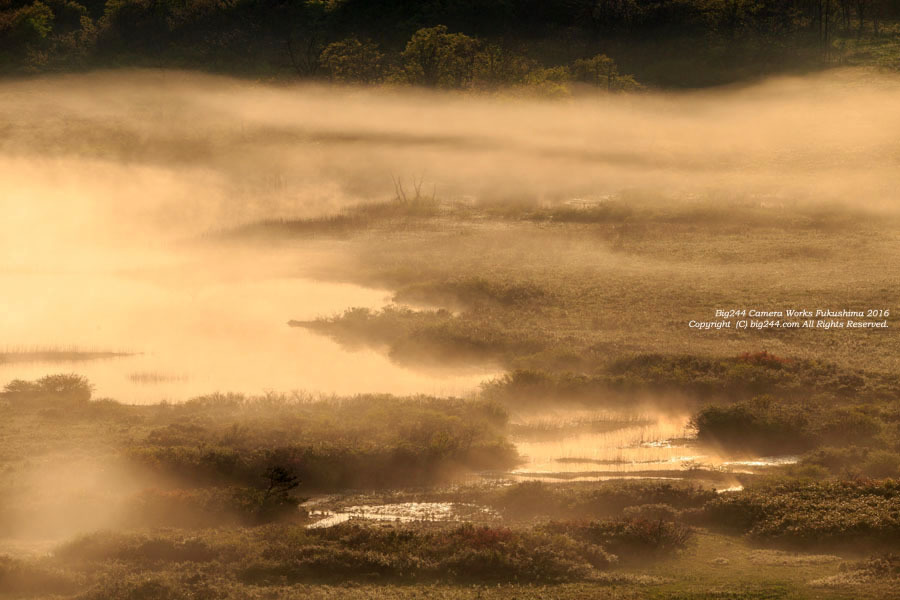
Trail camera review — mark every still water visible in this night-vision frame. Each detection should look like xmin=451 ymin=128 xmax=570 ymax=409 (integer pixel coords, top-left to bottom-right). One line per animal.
xmin=508 ymin=408 xmax=797 ymax=482
xmin=0 ymin=248 xmax=495 ymax=404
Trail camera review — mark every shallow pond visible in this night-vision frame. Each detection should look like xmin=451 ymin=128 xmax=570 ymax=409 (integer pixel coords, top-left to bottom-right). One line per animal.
xmin=0 ymin=247 xmax=495 ymax=404
xmin=306 ymin=502 xmax=499 ymax=529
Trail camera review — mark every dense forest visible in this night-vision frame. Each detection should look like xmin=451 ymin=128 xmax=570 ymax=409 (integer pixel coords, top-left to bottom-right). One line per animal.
xmin=1 ymin=0 xmax=899 ymax=87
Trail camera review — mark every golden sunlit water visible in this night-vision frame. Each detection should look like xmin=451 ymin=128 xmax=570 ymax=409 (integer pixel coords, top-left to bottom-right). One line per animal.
xmin=0 ymin=268 xmax=494 ymax=403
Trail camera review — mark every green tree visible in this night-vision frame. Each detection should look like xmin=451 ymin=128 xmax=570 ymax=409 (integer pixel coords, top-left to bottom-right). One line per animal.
xmin=401 ymin=25 xmax=480 ymax=88
xmin=523 ymin=65 xmax=572 ymax=97
xmin=472 ymin=43 xmax=535 ymax=88
xmin=572 ymin=54 xmax=640 ymax=91
xmin=319 ymin=37 xmax=383 ymax=83
xmin=43 ymin=0 xmax=87 ymax=34
xmin=16 ymin=1 xmax=54 ymax=39
xmin=281 ymin=0 xmax=328 ymax=77
xmin=0 ymin=1 xmax=54 ymax=51
xmin=100 ymin=0 xmax=172 ymax=54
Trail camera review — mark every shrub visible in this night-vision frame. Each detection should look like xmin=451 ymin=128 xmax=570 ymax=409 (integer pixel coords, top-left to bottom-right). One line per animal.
xmin=543 ymin=517 xmax=693 ymax=559
xmin=492 ymin=481 xmax=564 ymax=517
xmin=241 ymin=522 xmax=614 ymax=583
xmin=813 ymin=408 xmax=883 ymax=447
xmin=1 ymin=373 xmax=93 ymax=403
xmin=606 ymin=353 xmax=900 ymax=401
xmin=857 ymin=553 xmax=900 ymax=577
xmin=488 ymin=481 xmax=716 ymax=520
xmin=126 ymin=394 xmax=517 ymax=491
xmin=700 ymin=479 xmax=900 ymax=548
xmin=622 ymin=503 xmax=681 ymax=522
xmin=0 ymin=555 xmax=79 ymax=595
xmin=690 ymin=396 xmax=815 ymax=453
xmin=692 ymin=397 xmax=895 ymax=455
xmin=55 ymin=532 xmax=217 ymax=564
xmin=311 ymin=522 xmax=614 ymax=581
xmin=803 ymin=447 xmax=900 ymax=478
xmin=861 ymin=451 xmax=900 ymax=478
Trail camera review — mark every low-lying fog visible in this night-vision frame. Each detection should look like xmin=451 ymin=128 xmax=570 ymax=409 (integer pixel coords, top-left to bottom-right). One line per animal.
xmin=2 ymin=68 xmax=899 ymax=402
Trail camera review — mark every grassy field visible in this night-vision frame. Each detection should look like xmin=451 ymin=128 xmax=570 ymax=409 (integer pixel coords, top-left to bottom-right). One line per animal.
xmin=257 ymin=195 xmax=900 ymax=376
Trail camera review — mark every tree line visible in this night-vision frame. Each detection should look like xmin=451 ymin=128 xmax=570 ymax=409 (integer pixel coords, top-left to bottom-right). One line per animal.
xmin=1 ymin=0 xmax=898 ymax=87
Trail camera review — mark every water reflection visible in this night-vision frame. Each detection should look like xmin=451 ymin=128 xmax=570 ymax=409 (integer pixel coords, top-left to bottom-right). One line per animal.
xmin=306 ymin=502 xmax=498 ymax=529
xmin=511 ymin=410 xmax=695 ymax=475
xmin=509 ymin=408 xmax=798 ymax=481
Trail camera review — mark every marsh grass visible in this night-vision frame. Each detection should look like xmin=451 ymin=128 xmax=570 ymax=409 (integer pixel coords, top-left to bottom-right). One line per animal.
xmin=393 ymin=278 xmax=549 ymax=311
xmin=294 ymin=195 xmax=900 ymax=376
xmin=293 ymin=306 xmax=543 ymax=366
xmin=127 ymin=371 xmax=189 ymax=384
xmin=0 ymin=346 xmax=131 ymax=363
xmin=224 ymin=194 xmax=442 ymax=240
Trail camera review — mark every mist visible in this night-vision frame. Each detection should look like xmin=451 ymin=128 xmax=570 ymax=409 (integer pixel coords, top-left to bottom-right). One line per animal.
xmin=3 ymin=69 xmax=900 ymax=246
xmin=1 ymin=66 xmax=897 ymax=402
xmin=2 ymin=68 xmax=900 ymax=596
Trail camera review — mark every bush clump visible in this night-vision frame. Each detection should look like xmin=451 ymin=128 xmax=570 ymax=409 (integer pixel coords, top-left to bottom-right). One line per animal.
xmin=288 ymin=523 xmax=616 ymax=582
xmin=700 ymin=479 xmax=900 ymax=549
xmin=801 ymin=447 xmax=900 ymax=479
xmin=691 ymin=396 xmax=894 ymax=455
xmin=0 ymin=555 xmax=79 ymax=596
xmin=690 ymin=395 xmax=815 ymax=453
xmin=55 ymin=532 xmax=217 ymax=564
xmin=59 ymin=523 xmax=618 ymax=584
xmin=542 ymin=518 xmax=693 ymax=560
xmin=1 ymin=373 xmax=93 ymax=404
xmin=126 ymin=394 xmax=518 ymax=492
xmin=606 ymin=353 xmax=900 ymax=402
xmin=489 ymin=481 xmax=717 ymax=520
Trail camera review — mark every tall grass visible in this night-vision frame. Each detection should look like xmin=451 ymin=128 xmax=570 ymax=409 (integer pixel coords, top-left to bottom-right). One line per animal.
xmin=0 ymin=346 xmax=131 ymax=363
